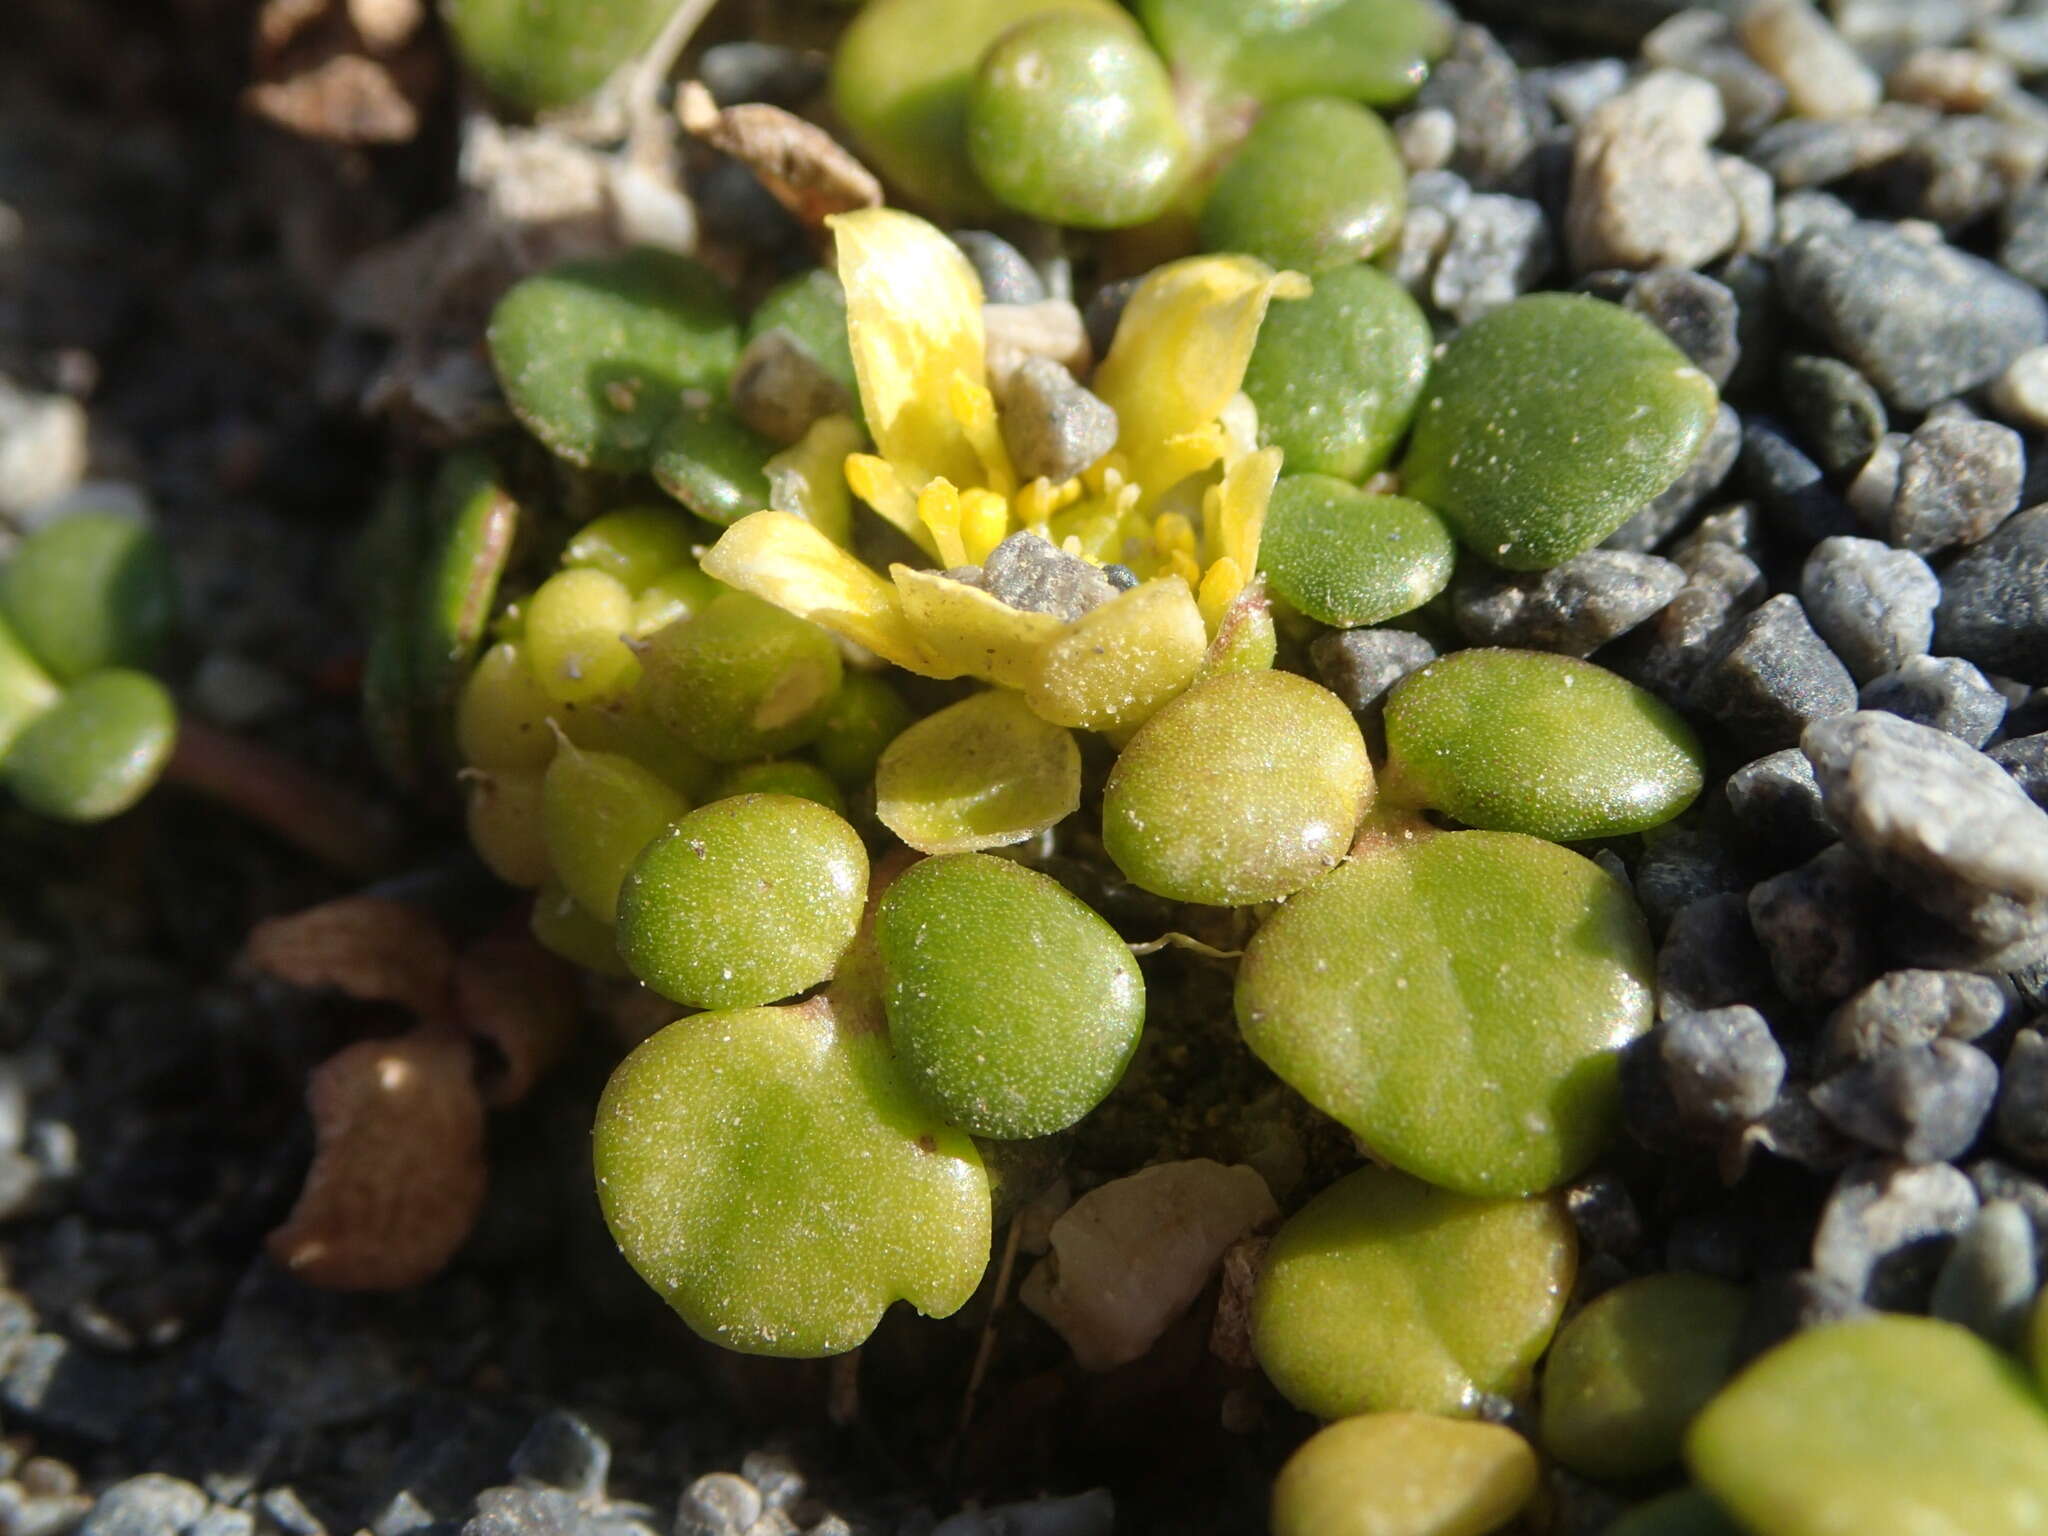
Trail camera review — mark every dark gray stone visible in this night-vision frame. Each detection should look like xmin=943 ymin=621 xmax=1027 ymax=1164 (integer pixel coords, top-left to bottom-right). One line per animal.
xmin=1812 ymin=1158 xmax=1979 ymax=1305
xmin=1775 ymin=190 xmax=1857 ymax=245
xmin=698 ymin=43 xmax=826 ymax=108
xmin=1661 ymin=1005 xmax=1786 ymax=1132
xmin=1690 ymin=594 xmax=1858 ymax=752
xmin=980 ymin=531 xmax=1117 ymax=623
xmin=1634 ymin=829 xmax=1748 ymax=937
xmin=1970 ymin=1159 xmax=2048 ymax=1247
xmin=729 ymin=330 xmax=854 ymax=446
xmin=1859 ymin=655 xmax=2007 ymax=746
xmin=1725 ymin=747 xmax=1835 ymax=862
xmin=1780 ymin=354 xmax=1886 ymax=476
xmin=1431 ymin=194 xmax=1552 ymax=324
xmin=1564 ymin=1172 xmax=1643 ymax=1256
xmin=1671 ymin=501 xmax=1765 ymax=565
xmin=1308 ymin=629 xmax=1437 ymax=716
xmin=1747 ymin=116 xmax=1914 ymax=188
xmin=1626 ymin=269 xmax=1739 ymax=387
xmin=738 ymin=1453 xmax=803 ymax=1511
xmin=1991 ymin=731 xmax=2048 ymax=809
xmin=1821 ymin=969 xmax=2007 ymax=1074
xmin=1779 ymin=219 xmax=2048 ymax=410
xmin=1657 ymin=891 xmax=1781 ymax=1018
xmin=1747 ymin=845 xmax=1884 ymax=1005
xmin=1936 ymin=506 xmax=2048 ymax=684
xmin=951 ymin=231 xmax=1047 ymax=306
xmin=1930 ymin=1200 xmax=2037 ymax=1347
xmin=1893 ymin=115 xmax=2015 ymax=229
xmin=212 ymin=1262 xmax=408 ymax=1429
xmin=1415 ymin=25 xmax=1541 ymax=191
xmin=1603 ymin=403 xmax=1741 ymax=552
xmin=1452 ymin=549 xmax=1683 ymax=656
xmin=3 ymin=1332 xmax=154 ymax=1443
xmin=1738 ymin=420 xmax=1855 ymax=547
xmin=1889 ymin=417 xmax=2025 ymax=555
xmin=1081 ymin=277 xmax=1139 ymax=359
xmin=1731 ymin=1269 xmax=1872 ymax=1367
xmin=80 ymin=1476 xmax=208 ymax=1536
xmin=1747 ymin=1091 xmax=1862 ymax=1173
xmin=1811 ymin=1040 xmax=1998 ymax=1162
xmin=2002 ymin=182 xmax=2048 ymax=289
xmin=994 ymin=358 xmax=1118 ymax=487
xmin=1800 ymin=535 xmax=1940 ymax=685
xmin=1609 ymin=542 xmax=1767 ymax=702
xmin=1995 ymin=1027 xmax=2048 ymax=1163
xmin=1805 ymin=710 xmax=2048 ymax=955
xmin=510 ymin=1412 xmax=609 ymax=1500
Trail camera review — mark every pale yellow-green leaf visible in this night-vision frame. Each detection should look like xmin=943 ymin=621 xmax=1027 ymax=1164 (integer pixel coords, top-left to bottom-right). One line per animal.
xmin=876 ymin=689 xmax=1081 ymax=853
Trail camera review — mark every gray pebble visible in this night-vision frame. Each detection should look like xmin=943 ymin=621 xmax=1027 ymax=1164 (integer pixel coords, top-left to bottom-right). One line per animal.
xmin=1989 ymin=346 xmax=2048 ymax=433
xmin=1930 ymin=1200 xmax=2037 ymax=1348
xmin=510 ymin=1411 xmax=609 ymax=1500
xmin=1611 ymin=541 xmax=1768 ymax=702
xmin=980 ymin=531 xmax=1117 ymax=623
xmin=1566 ymin=70 xmax=1737 ymax=272
xmin=1747 ymin=117 xmax=1914 ymax=189
xmin=1971 ymin=1159 xmax=2048 ymax=1248
xmin=1534 ymin=58 xmax=1630 ymax=126
xmin=1776 ymin=220 xmax=2048 ymax=411
xmin=1859 ymin=655 xmax=2007 ymax=746
xmin=1893 ymin=115 xmax=2015 ymax=230
xmin=260 ymin=1488 xmax=325 ymax=1536
xmin=1642 ymin=14 xmax=1788 ymax=139
xmin=729 ymin=331 xmax=854 ymax=447
xmin=1779 ymin=355 xmax=1886 ymax=477
xmin=699 ymin=43 xmax=826 ymax=108
xmin=1774 ymin=190 xmax=1857 ymax=245
xmin=1564 ymin=1171 xmax=1643 ymax=1257
xmin=1731 ymin=1269 xmax=1871 ymax=1367
xmin=3 ymin=1331 xmax=152 ymax=1443
xmin=1738 ymin=420 xmax=1855 ymax=547
xmin=1431 ymin=194 xmax=1552 ymax=325
xmin=465 ymin=1487 xmax=654 ymax=1536
xmin=1690 ymin=593 xmax=1858 ymax=752
xmin=930 ymin=1490 xmax=1113 ymax=1536
xmin=1080 ymin=278 xmax=1139 ymax=359
xmin=676 ymin=1474 xmax=762 ymax=1536
xmin=1888 ymin=416 xmax=2025 ymax=556
xmin=80 ymin=1475 xmax=208 ymax=1536
xmin=1936 ymin=506 xmax=2048 ymax=684
xmin=1981 ymin=13 xmax=2048 ymax=74
xmin=1747 ymin=1091 xmax=1862 ymax=1173
xmin=371 ymin=1490 xmax=435 ymax=1536
xmin=1812 ymin=1158 xmax=1979 ymax=1305
xmin=1452 ymin=549 xmax=1683 ymax=656
xmin=2002 ymin=183 xmax=2048 ymax=289
xmin=1625 ymin=269 xmax=1740 ymax=387
xmin=736 ymin=1455 xmax=802 ymax=1512
xmin=1990 ymin=731 xmax=2048 ymax=809
xmin=1725 ymin=747 xmax=1835 ymax=862
xmin=951 ymin=232 xmax=1046 ymax=306
xmin=1671 ymin=501 xmax=1766 ymax=566
xmin=1415 ymin=25 xmax=1540 ymax=191
xmin=1747 ymin=844 xmax=1884 ymax=1005
xmin=1407 ymin=168 xmax=1473 ymax=219
xmin=190 ymin=1509 xmax=257 ymax=1536
xmin=1995 ymin=1027 xmax=2048 ymax=1163
xmin=0 ymin=1484 xmax=93 ymax=1536
xmin=994 ymin=358 xmax=1117 ymax=487
xmin=1799 ymin=535 xmax=1940 ymax=685
xmin=1822 ymin=969 xmax=2006 ymax=1075
xmin=1634 ymin=830 xmax=1747 ymax=938
xmin=1657 ymin=891 xmax=1781 ymax=1018
xmin=1308 ymin=629 xmax=1437 ymax=716
xmin=1847 ymin=432 xmax=1906 ymax=527
xmin=1805 ymin=710 xmax=2048 ymax=955
xmin=1661 ymin=1006 xmax=1786 ymax=1132
xmin=1603 ymin=402 xmax=1741 ymax=553
xmin=1099 ymin=563 xmax=1138 ymax=591
xmin=1811 ymin=1040 xmax=1998 ymax=1162
xmin=1394 ymin=106 xmax=1457 ymax=173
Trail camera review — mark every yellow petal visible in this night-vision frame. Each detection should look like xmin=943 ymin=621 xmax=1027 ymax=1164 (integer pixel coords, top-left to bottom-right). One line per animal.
xmin=1026 ymin=578 xmax=1208 ymax=733
xmin=950 ymin=374 xmax=1016 ymax=497
xmin=829 ymin=208 xmax=988 ymax=496
xmin=766 ymin=414 xmax=864 ymax=547
xmin=1092 ymin=256 xmax=1308 ymax=503
xmin=700 ymin=510 xmax=952 ymax=676
xmin=1197 ymin=556 xmax=1245 ymax=635
xmin=893 ymin=566 xmax=1065 ymax=690
xmin=1211 ymin=445 xmax=1283 ymax=574
xmin=846 ymin=452 xmax=935 ymax=557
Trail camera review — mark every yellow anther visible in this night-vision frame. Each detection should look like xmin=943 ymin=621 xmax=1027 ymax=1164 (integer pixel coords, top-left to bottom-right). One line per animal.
xmin=918 ymin=479 xmax=969 ymax=569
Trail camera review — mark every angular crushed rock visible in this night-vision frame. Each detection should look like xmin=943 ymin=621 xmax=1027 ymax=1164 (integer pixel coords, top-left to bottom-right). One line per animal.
xmin=1887 ymin=417 xmax=2025 ymax=555
xmin=1690 ymin=594 xmax=1858 ymax=752
xmin=980 ymin=530 xmax=1118 ymax=622
xmin=1858 ymin=655 xmax=2007 ymax=746
xmin=1452 ymin=549 xmax=1683 ymax=656
xmin=1799 ymin=536 xmax=1940 ymax=685
xmin=1935 ymin=505 xmax=2048 ymax=684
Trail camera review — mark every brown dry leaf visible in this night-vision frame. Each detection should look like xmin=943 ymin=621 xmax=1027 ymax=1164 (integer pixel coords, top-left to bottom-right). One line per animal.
xmin=676 ymin=81 xmax=880 ymax=230
xmin=268 ymin=1026 xmax=488 ymax=1290
xmin=1207 ymin=1235 xmax=1268 ymax=1371
xmin=454 ymin=926 xmax=581 ymax=1107
xmin=243 ymin=895 xmax=455 ymax=1024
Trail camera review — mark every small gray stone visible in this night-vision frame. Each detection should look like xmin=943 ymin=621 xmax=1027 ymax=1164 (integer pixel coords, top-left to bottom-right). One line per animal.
xmin=1661 ymin=1006 xmax=1786 ymax=1132
xmin=1691 ymin=594 xmax=1858 ymax=752
xmin=1805 ymin=710 xmax=2048 ymax=954
xmin=980 ymin=531 xmax=1117 ymax=623
xmin=1643 ymin=15 xmax=1788 ymax=138
xmin=1775 ymin=190 xmax=1857 ymax=244
xmin=1812 ymin=1158 xmax=1979 ymax=1304
xmin=1308 ymin=629 xmax=1437 ymax=716
xmin=1534 ymin=58 xmax=1629 ymax=126
xmin=1452 ymin=549 xmax=1683 ymax=656
xmin=1778 ymin=220 xmax=2048 ymax=411
xmin=1610 ymin=541 xmax=1768 ymax=702
xmin=1671 ymin=501 xmax=1766 ymax=566
xmin=729 ymin=331 xmax=854 ymax=447
xmin=1567 ymin=70 xmax=1738 ymax=272
xmin=994 ymin=358 xmax=1117 ymax=487
xmin=1717 ymin=155 xmax=1777 ymax=257
xmin=511 ymin=1411 xmax=609 ymax=1500
xmin=1732 ymin=1270 xmax=1872 ymax=1367
xmin=952 ymin=232 xmax=1046 ymax=306
xmin=259 ymin=1488 xmax=325 ymax=1536
xmin=1564 ymin=1171 xmax=1644 ymax=1257
xmin=1780 ymin=355 xmax=1886 ymax=476
xmin=1889 ymin=417 xmax=2025 ymax=555
xmin=1893 ymin=115 xmax=2016 ymax=230
xmin=676 ymin=1475 xmax=761 ymax=1536
xmin=1989 ymin=346 xmax=2048 ymax=433
xmin=1080 ymin=278 xmax=1138 ymax=359
xmin=371 ymin=1490 xmax=436 ymax=1536
xmin=1394 ymin=106 xmax=1457 ymax=173
xmin=1748 ymin=844 xmax=1884 ymax=1005
xmin=190 ymin=1509 xmax=257 ymax=1536
xmin=0 ymin=1484 xmax=93 ymax=1536
xmin=3 ymin=1333 xmax=151 ymax=1443
xmin=2001 ymin=182 xmax=2048 ymax=290
xmin=1747 ymin=117 xmax=1913 ymax=189
xmin=1995 ymin=1027 xmax=2048 ymax=1163
xmin=1634 ymin=830 xmax=1748 ymax=939
xmin=1848 ymin=432 xmax=1906 ymax=526
xmin=1415 ymin=25 xmax=1540 ymax=191
xmin=80 ymin=1476 xmax=208 ymax=1536
xmin=1811 ymin=1040 xmax=1999 ymax=1162
xmin=1859 ymin=655 xmax=2008 ymax=746
xmin=1726 ymin=748 xmax=1835 ymax=862
xmin=1981 ymin=13 xmax=2048 ymax=75
xmin=1930 ymin=1200 xmax=2037 ymax=1347
xmin=1625 ymin=269 xmax=1739 ymax=387
xmin=736 ymin=1455 xmax=802 ymax=1512
xmin=1407 ymin=168 xmax=1473 ymax=219
xmin=1604 ymin=403 xmax=1741 ymax=553
xmin=1657 ymin=891 xmax=1781 ymax=1018
xmin=1799 ymin=535 xmax=1940 ymax=684
xmin=466 ymin=1486 xmax=654 ymax=1536
xmin=1936 ymin=506 xmax=2048 ymax=684
xmin=1991 ymin=731 xmax=2048 ymax=809
xmin=1822 ymin=969 xmax=2007 ymax=1074
xmin=930 ymin=1490 xmax=1114 ymax=1536
xmin=1431 ymin=194 xmax=1551 ymax=324
xmin=1738 ymin=420 xmax=1855 ymax=547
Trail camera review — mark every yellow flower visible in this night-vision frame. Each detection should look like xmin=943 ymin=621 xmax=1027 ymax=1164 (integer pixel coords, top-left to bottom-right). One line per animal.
xmin=702 ymin=207 xmax=1305 ymax=733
